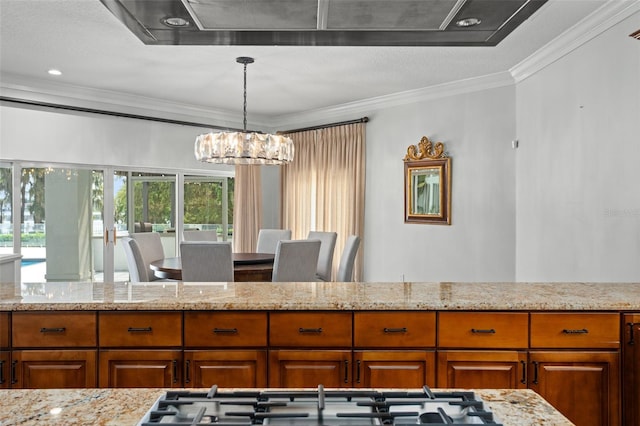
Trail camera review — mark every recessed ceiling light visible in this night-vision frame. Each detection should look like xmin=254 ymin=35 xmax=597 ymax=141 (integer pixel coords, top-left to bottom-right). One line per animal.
xmin=47 ymin=69 xmax=62 ymax=76
xmin=162 ymin=17 xmax=190 ymax=28
xmin=455 ymin=18 xmax=482 ymax=27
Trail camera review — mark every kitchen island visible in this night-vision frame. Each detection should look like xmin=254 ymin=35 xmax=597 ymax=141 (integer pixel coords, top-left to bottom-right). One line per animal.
xmin=0 ymin=387 xmax=574 ymax=425
xmin=1 ymin=281 xmax=639 ymax=425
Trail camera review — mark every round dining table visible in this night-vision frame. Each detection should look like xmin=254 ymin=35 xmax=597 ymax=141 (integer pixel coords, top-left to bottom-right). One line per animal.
xmin=150 ymin=253 xmax=275 ymax=282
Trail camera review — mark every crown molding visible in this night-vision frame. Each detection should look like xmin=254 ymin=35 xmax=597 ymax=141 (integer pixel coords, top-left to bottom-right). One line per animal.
xmin=510 ymin=1 xmax=640 ymax=83
xmin=268 ymin=71 xmax=515 ymax=130
xmin=0 ymin=73 xmax=265 ymax=129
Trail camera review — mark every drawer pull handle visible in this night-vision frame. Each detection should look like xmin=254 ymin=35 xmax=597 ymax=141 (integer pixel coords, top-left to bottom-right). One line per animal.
xmin=11 ymin=360 xmax=17 ymax=385
xmin=520 ymin=360 xmax=527 ymax=384
xmin=40 ymin=327 xmax=66 ymax=333
xmin=185 ymin=360 xmax=191 ymax=384
xmin=628 ymin=323 xmax=638 ymax=345
xmin=172 ymin=360 xmax=178 ymax=384
xmin=0 ymin=360 xmax=4 ymax=384
xmin=356 ymin=360 xmax=361 ymax=384
xmin=213 ymin=328 xmax=238 ymax=334
xmin=344 ymin=360 xmax=349 ymax=383
xmin=532 ymin=361 xmax=539 ymax=385
xmin=562 ymin=328 xmax=588 ymax=334
xmin=471 ymin=328 xmax=496 ymax=334
xmin=127 ymin=327 xmax=152 ymax=333
xmin=299 ymin=327 xmax=323 ymax=334
xmin=383 ymin=327 xmax=407 ymax=333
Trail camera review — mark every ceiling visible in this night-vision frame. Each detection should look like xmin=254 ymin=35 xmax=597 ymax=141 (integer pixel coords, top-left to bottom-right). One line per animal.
xmin=0 ymin=0 xmax=612 ymax=121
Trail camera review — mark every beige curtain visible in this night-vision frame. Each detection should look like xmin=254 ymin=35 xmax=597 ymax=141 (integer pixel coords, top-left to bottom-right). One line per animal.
xmin=233 ymin=165 xmax=262 ymax=252
xmin=281 ymin=122 xmax=366 ymax=281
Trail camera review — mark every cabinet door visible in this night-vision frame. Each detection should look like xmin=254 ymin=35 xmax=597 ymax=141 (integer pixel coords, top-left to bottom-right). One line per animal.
xmin=0 ymin=351 xmax=9 ymax=389
xmin=437 ymin=350 xmax=527 ymax=389
xmin=184 ymin=350 xmax=267 ymax=388
xmin=12 ymin=350 xmax=97 ymax=388
xmin=529 ymin=351 xmax=619 ymax=426
xmin=99 ymin=349 xmax=182 ymax=388
xmin=353 ymin=350 xmax=435 ymax=388
xmin=0 ymin=312 xmax=9 ymax=350
xmin=268 ymin=350 xmax=351 ymax=388
xmin=623 ymin=314 xmax=640 ymax=426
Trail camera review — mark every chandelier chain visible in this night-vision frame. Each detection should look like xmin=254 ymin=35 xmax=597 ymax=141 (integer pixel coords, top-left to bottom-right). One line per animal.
xmin=242 ymin=62 xmax=248 ymax=132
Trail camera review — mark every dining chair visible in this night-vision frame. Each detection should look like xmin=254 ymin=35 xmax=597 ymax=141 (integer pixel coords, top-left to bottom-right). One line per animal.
xmin=182 ymin=229 xmax=218 ymax=242
xmin=129 ymin=232 xmax=166 ymax=281
xmin=307 ymin=231 xmax=337 ymax=281
xmin=180 ymin=241 xmax=234 ymax=282
xmin=336 ymin=235 xmax=361 ymax=282
xmin=272 ymin=239 xmax=321 ymax=282
xmin=256 ymin=229 xmax=292 ymax=254
xmin=121 ymin=237 xmax=149 ymax=282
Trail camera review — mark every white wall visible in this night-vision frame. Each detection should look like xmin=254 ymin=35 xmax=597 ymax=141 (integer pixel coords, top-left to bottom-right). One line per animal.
xmin=363 ymin=85 xmax=517 ymax=282
xmin=515 ymin=11 xmax=640 ymax=282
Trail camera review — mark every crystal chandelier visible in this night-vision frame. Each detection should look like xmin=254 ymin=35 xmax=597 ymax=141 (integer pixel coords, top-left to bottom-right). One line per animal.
xmin=194 ymin=57 xmax=294 ymax=165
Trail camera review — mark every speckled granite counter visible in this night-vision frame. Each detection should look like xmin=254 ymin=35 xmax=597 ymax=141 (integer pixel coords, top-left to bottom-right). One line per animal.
xmin=1 ymin=281 xmax=639 ymax=311
xmin=0 ymin=388 xmax=574 ymax=425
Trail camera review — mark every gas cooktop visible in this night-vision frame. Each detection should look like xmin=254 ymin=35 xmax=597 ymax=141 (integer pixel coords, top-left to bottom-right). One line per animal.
xmin=137 ymin=385 xmax=502 ymax=425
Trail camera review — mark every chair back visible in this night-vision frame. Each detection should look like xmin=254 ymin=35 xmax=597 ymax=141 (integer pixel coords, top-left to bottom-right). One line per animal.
xmin=121 ymin=237 xmax=149 ymax=282
xmin=256 ymin=229 xmax=292 ymax=254
xmin=336 ymin=235 xmax=361 ymax=282
xmin=307 ymin=231 xmax=337 ymax=281
xmin=183 ymin=229 xmax=218 ymax=242
xmin=130 ymin=232 xmax=165 ymax=281
xmin=180 ymin=241 xmax=234 ymax=282
xmin=272 ymin=240 xmax=321 ymax=282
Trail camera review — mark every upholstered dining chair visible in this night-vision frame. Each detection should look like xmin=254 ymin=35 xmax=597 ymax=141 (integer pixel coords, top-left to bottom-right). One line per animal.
xmin=272 ymin=239 xmax=321 ymax=282
xmin=307 ymin=231 xmax=337 ymax=281
xmin=336 ymin=235 xmax=361 ymax=282
xmin=129 ymin=232 xmax=166 ymax=281
xmin=182 ymin=229 xmax=218 ymax=242
xmin=180 ymin=241 xmax=234 ymax=282
xmin=256 ymin=229 xmax=292 ymax=254
xmin=121 ymin=237 xmax=148 ymax=282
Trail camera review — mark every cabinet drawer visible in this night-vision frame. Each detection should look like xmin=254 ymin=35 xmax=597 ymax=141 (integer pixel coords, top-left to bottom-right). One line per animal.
xmin=269 ymin=312 xmax=352 ymax=347
xmin=438 ymin=312 xmax=528 ymax=349
xmin=99 ymin=312 xmax=181 ymax=347
xmin=12 ymin=312 xmax=97 ymax=347
xmin=184 ymin=312 xmax=267 ymax=347
xmin=530 ymin=313 xmax=619 ymax=348
xmin=354 ymin=312 xmax=435 ymax=348
xmin=0 ymin=312 xmax=9 ymax=349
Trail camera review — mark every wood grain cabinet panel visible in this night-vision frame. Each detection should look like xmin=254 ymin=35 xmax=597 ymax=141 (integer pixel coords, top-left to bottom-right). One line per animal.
xmin=437 ymin=350 xmax=528 ymax=389
xmin=623 ymin=313 xmax=640 ymax=426
xmin=269 ymin=312 xmax=352 ymax=347
xmin=0 ymin=312 xmax=9 ymax=350
xmin=438 ymin=312 xmax=528 ymax=349
xmin=184 ymin=312 xmax=267 ymax=347
xmin=184 ymin=350 xmax=267 ymax=388
xmin=354 ymin=312 xmax=435 ymax=348
xmin=353 ymin=350 xmax=435 ymax=388
xmin=12 ymin=312 xmax=96 ymax=347
xmin=530 ymin=312 xmax=619 ymax=349
xmin=99 ymin=311 xmax=181 ymax=347
xmin=12 ymin=349 xmax=97 ymax=388
xmin=268 ymin=349 xmax=351 ymax=388
xmin=529 ymin=350 xmax=619 ymax=426
xmin=99 ymin=349 xmax=182 ymax=388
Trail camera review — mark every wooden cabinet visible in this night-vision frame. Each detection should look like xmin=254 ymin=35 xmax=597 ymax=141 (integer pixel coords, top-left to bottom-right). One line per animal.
xmin=437 ymin=350 xmax=527 ymax=389
xmin=269 ymin=312 xmax=352 ymax=388
xmin=98 ymin=349 xmax=181 ymax=388
xmin=98 ymin=311 xmax=182 ymax=388
xmin=530 ymin=313 xmax=620 ymax=426
xmin=623 ymin=313 xmax=640 ymax=426
xmin=0 ymin=312 xmax=8 ymax=389
xmin=353 ymin=312 xmax=436 ymax=388
xmin=184 ymin=312 xmax=268 ymax=388
xmin=11 ymin=312 xmax=97 ymax=389
xmin=437 ymin=312 xmax=529 ymax=390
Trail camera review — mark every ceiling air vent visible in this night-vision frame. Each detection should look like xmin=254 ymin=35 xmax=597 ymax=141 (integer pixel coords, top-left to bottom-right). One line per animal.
xmin=631 ymin=29 xmax=640 ymax=40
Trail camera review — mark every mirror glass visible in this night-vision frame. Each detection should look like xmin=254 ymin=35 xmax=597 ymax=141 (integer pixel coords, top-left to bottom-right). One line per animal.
xmin=403 ymin=137 xmax=451 ymax=225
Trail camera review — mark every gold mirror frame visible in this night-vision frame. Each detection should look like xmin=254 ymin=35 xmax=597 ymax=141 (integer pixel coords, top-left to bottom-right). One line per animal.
xmin=404 ymin=136 xmax=451 ymax=225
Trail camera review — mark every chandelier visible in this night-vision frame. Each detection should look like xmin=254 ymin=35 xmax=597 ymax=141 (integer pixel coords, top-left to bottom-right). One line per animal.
xmin=194 ymin=57 xmax=294 ymax=165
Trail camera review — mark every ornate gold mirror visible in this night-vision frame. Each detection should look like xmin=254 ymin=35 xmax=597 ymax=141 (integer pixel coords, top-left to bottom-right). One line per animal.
xmin=404 ymin=136 xmax=451 ymax=225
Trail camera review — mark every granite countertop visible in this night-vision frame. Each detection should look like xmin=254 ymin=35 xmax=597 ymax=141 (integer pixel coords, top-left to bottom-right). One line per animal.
xmin=0 ymin=388 xmax=574 ymax=425
xmin=1 ymin=281 xmax=639 ymax=311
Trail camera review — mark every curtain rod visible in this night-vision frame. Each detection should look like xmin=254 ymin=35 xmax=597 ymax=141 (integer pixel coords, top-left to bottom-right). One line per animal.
xmin=281 ymin=116 xmax=369 ymax=134
xmin=0 ymin=96 xmax=240 ymax=131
